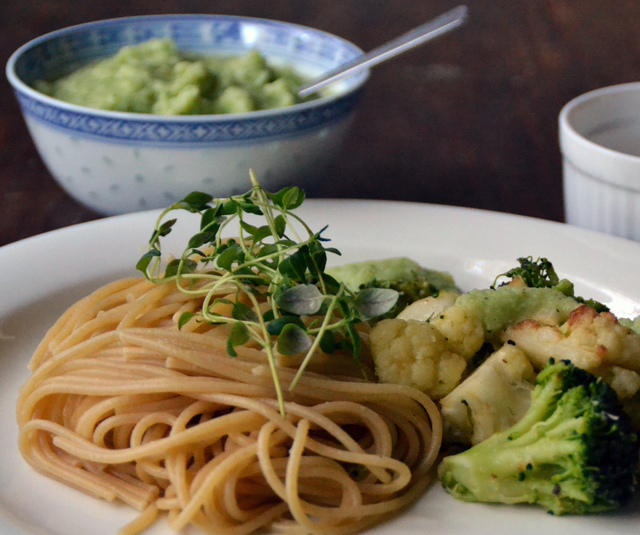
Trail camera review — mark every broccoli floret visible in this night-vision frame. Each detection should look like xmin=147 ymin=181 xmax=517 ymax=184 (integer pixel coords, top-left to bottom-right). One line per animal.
xmin=494 ymin=257 xmax=609 ymax=313
xmin=494 ymin=256 xmax=562 ymax=289
xmin=438 ymin=359 xmax=639 ymax=515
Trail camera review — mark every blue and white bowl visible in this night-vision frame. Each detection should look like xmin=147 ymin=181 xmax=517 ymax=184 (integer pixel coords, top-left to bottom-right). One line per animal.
xmin=6 ymin=15 xmax=367 ymax=215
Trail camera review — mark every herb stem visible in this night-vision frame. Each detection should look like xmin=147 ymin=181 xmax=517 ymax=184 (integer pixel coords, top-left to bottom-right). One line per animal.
xmin=290 ymin=293 xmax=340 ymax=390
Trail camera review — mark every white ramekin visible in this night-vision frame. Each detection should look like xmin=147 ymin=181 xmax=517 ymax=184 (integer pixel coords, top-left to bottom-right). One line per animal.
xmin=559 ymin=82 xmax=640 ymax=241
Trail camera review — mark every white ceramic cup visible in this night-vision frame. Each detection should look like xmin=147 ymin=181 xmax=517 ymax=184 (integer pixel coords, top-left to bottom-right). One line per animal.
xmin=559 ymin=82 xmax=640 ymax=241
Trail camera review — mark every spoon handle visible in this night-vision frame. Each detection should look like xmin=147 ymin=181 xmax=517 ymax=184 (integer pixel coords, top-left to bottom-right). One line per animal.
xmin=298 ymin=5 xmax=469 ymax=97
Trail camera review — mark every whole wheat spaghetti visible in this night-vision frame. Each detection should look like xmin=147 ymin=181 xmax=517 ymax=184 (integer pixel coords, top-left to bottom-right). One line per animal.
xmin=17 ymin=276 xmax=442 ymax=535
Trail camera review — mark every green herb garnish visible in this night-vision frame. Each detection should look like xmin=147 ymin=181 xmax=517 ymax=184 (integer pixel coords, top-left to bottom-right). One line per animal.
xmin=136 ymin=172 xmax=398 ymax=415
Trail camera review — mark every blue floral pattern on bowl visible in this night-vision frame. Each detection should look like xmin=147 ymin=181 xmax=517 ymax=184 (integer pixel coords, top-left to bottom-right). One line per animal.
xmin=14 ymin=90 xmax=360 ymax=145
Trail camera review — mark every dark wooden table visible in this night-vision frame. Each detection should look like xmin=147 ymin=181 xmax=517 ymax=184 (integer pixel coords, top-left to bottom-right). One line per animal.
xmin=3 ymin=0 xmax=640 ymax=247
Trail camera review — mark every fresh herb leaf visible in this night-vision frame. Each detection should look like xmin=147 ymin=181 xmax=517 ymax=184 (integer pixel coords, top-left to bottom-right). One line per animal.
xmin=276 ymin=323 xmax=312 ymax=355
xmin=177 ymin=312 xmax=196 ymax=330
xmin=274 ymin=214 xmax=287 ymax=238
xmin=355 ymin=288 xmax=399 ymax=319
xmin=177 ymin=192 xmax=214 ymax=212
xmin=164 ymin=258 xmax=197 ymax=278
xmin=157 ymin=218 xmax=177 ymax=238
xmin=135 ymin=248 xmax=161 ymax=273
xmin=216 ymin=242 xmax=245 ymax=272
xmin=278 ymin=248 xmax=308 ymax=282
xmin=270 ymin=186 xmax=305 ymax=210
xmin=227 ymin=321 xmax=250 ymax=357
xmin=319 ymin=330 xmax=337 ymax=354
xmin=267 ymin=315 xmax=306 ymax=336
xmin=187 ymin=230 xmax=216 ymax=249
xmin=276 ymin=284 xmax=325 ymax=316
xmin=232 ymin=301 xmax=259 ymax=323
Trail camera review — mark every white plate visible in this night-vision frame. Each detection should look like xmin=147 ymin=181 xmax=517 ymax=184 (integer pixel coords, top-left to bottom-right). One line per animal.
xmin=1 ymin=199 xmax=640 ymax=535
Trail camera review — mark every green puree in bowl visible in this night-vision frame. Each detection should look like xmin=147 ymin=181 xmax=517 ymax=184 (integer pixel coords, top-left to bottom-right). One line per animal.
xmin=33 ymin=38 xmax=317 ymax=115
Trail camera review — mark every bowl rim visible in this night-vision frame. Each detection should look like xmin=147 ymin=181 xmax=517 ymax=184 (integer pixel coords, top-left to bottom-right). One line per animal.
xmin=6 ymin=13 xmax=369 ymax=123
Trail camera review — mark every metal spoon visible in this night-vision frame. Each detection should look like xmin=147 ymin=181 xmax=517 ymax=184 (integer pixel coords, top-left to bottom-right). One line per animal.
xmin=298 ymin=5 xmax=469 ymax=98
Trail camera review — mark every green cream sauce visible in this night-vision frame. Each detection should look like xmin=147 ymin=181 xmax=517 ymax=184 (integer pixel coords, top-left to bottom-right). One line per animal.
xmin=34 ymin=38 xmax=316 ymax=115
xmin=455 ymin=287 xmax=580 ymax=334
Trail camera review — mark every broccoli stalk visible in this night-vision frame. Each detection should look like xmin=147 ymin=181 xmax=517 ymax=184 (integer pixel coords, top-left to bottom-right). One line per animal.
xmin=438 ymin=359 xmax=639 ymax=514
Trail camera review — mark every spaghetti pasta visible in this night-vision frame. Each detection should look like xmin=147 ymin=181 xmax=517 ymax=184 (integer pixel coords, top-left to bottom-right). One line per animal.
xmin=16 ymin=277 xmax=442 ymax=534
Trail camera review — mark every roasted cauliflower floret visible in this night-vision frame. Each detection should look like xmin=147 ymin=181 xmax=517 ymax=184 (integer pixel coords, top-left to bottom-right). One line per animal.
xmin=429 ymin=303 xmax=485 ymax=360
xmin=397 ymin=290 xmax=459 ymax=321
xmin=397 ymin=291 xmax=485 ymax=360
xmin=602 ymin=366 xmax=640 ymax=400
xmin=440 ymin=344 xmax=536 ymax=445
xmin=503 ymin=304 xmax=640 ymax=400
xmin=369 ymin=318 xmax=467 ymax=399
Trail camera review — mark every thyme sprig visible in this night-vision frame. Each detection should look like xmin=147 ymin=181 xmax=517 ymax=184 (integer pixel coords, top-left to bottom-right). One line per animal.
xmin=136 ymin=173 xmax=398 ymax=415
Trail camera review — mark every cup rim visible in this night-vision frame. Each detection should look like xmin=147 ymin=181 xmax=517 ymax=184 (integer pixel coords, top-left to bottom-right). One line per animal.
xmin=559 ymin=82 xmax=640 ymax=190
